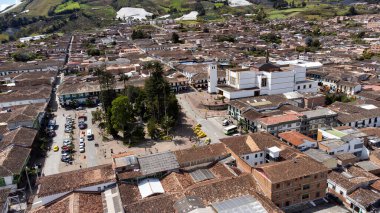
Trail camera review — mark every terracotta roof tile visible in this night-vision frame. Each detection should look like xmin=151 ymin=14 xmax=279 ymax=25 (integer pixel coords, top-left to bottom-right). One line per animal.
xmin=173 ymin=143 xmax=228 ymax=167
xmin=278 ymin=131 xmax=316 ymax=147
xmin=255 ymin=156 xmax=328 ymax=183
xmin=38 ymin=164 xmax=116 ymax=197
xmin=348 ymin=188 xmax=380 ymax=208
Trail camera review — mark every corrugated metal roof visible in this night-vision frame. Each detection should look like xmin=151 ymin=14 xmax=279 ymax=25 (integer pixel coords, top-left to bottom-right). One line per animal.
xmin=211 ymin=195 xmax=267 ymax=213
xmin=138 ymin=151 xmax=179 ymax=175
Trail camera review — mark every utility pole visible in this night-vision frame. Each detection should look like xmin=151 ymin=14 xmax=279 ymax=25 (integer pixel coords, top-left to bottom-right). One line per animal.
xmin=25 ymin=167 xmax=32 ymax=193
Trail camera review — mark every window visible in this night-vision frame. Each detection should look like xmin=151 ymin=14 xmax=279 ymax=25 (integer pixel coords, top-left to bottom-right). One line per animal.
xmin=260 ymin=161 xmax=263 ymax=164
xmin=287 ymin=124 xmax=291 ymax=128
xmin=261 ymin=78 xmax=267 ymax=87
xmin=97 ymin=187 xmax=101 ymax=191
xmin=314 ymin=174 xmax=318 ymax=179
xmin=354 ymin=144 xmax=363 ymax=149
xmin=302 ymin=194 xmax=309 ymax=200
xmin=246 ymin=156 xmax=250 ymax=160
xmin=303 ymin=85 xmax=306 ymax=89
xmin=260 ymin=153 xmax=263 ymax=157
xmin=255 ymin=154 xmax=258 ymax=158
xmin=285 ymin=201 xmax=290 ymax=206
xmin=298 ymin=86 xmax=300 ymax=90
xmin=254 ymin=162 xmax=257 ymax=166
xmin=316 ymin=192 xmax=320 ymax=197
xmin=317 ymin=183 xmax=320 ymax=188
xmin=296 ymin=122 xmax=300 ymax=126
xmin=302 ymin=184 xmax=310 ymax=190
xmin=309 ymin=84 xmax=312 ymax=88
xmin=340 ymin=191 xmax=343 ymax=195
xmin=276 ymin=184 xmax=280 ymax=189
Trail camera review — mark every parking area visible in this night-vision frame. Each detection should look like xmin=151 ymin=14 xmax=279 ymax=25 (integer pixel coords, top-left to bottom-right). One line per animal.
xmin=42 ymin=106 xmax=109 ymax=175
xmin=42 ymin=104 xmax=198 ymax=175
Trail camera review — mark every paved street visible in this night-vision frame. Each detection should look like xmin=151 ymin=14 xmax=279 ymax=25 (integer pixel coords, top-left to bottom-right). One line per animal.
xmin=177 ymin=93 xmax=227 ymax=144
xmin=84 ymin=108 xmax=99 ymax=167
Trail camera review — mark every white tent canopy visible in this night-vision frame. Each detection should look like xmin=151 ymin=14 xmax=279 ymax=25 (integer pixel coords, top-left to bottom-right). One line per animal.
xmin=138 ymin=178 xmax=165 ymax=199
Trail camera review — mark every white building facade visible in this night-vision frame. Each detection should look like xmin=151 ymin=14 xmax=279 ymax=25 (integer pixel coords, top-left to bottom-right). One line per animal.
xmin=216 ymin=63 xmax=317 ymax=99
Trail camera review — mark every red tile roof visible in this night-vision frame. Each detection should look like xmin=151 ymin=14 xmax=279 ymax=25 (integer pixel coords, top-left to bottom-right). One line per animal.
xmin=278 ymin=131 xmax=316 ymax=147
xmin=257 ymin=114 xmax=300 ymax=125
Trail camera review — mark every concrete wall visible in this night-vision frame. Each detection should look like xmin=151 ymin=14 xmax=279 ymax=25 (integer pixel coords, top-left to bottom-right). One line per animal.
xmin=40 ymin=191 xmax=70 ymax=205
xmin=241 ymin=151 xmax=265 ymax=167
xmin=0 ymin=98 xmax=49 ymax=108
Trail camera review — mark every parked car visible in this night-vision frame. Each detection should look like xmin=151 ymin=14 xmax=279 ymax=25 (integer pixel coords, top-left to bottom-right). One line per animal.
xmin=78 ymin=123 xmax=87 ymax=130
xmin=79 ymin=147 xmax=85 ymax=153
xmin=53 ymin=146 xmax=59 ymax=152
xmin=61 ymin=145 xmax=73 ymax=151
xmin=63 ymin=139 xmax=72 ymax=146
xmin=76 ymin=106 xmax=84 ymax=111
xmin=64 ymin=127 xmax=72 ymax=133
xmin=222 ymin=119 xmax=229 ymax=126
xmin=61 ymin=155 xmax=72 ymax=163
xmin=61 ymin=151 xmax=71 ymax=157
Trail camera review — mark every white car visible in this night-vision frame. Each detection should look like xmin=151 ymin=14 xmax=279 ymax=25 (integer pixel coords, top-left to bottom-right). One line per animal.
xmin=63 ymin=139 xmax=72 ymax=146
xmin=79 ymin=138 xmax=85 ymax=147
xmin=79 ymin=147 xmax=85 ymax=153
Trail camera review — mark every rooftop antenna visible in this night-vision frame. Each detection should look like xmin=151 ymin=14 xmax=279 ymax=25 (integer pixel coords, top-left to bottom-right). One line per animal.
xmin=266 ymin=49 xmax=269 ymax=63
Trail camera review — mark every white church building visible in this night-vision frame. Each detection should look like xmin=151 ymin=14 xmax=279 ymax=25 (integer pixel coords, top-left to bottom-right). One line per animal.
xmin=208 ymin=63 xmax=318 ymax=99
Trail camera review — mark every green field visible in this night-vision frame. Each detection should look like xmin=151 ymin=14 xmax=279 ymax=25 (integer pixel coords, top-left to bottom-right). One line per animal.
xmin=268 ymin=7 xmax=307 ymax=19
xmin=25 ymin=0 xmax=62 ymax=16
xmin=81 ymin=4 xmax=116 ymax=20
xmin=0 ymin=34 xmax=9 ymax=43
xmin=54 ymin=0 xmax=81 ymax=14
xmin=268 ymin=4 xmax=349 ymax=20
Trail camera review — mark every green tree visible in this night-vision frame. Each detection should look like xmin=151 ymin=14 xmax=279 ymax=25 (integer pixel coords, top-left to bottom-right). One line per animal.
xmin=98 ymin=67 xmax=117 ymax=135
xmin=144 ymin=62 xmax=179 ymax=130
xmin=171 ymin=32 xmax=180 ymax=43
xmin=195 ymin=1 xmax=205 ymax=16
xmin=347 ymin=6 xmax=358 ymax=16
xmin=255 ymin=7 xmax=267 ymax=22
xmin=147 ymin=118 xmax=160 ymax=140
xmin=161 ymin=115 xmax=175 ymax=136
xmin=12 ymin=52 xmax=36 ymax=62
xmin=260 ymin=33 xmax=281 ymax=44
xmin=85 ymin=98 xmax=93 ymax=107
xmin=91 ymin=108 xmax=103 ymax=123
xmin=111 ymin=96 xmax=135 ymax=139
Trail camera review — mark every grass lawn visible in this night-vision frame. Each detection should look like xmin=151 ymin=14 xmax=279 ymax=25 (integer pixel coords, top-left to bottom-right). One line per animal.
xmin=268 ymin=4 xmax=348 ymax=20
xmin=81 ymin=4 xmax=116 ymax=20
xmin=25 ymin=0 xmax=62 ymax=16
xmin=54 ymin=0 xmax=80 ymax=14
xmin=268 ymin=7 xmax=308 ymax=19
xmin=0 ymin=34 xmax=9 ymax=43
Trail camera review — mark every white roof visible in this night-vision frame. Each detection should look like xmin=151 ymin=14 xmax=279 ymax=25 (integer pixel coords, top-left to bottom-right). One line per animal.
xmin=359 ymin=104 xmax=378 ymax=110
xmin=267 ymin=146 xmax=281 ymax=153
xmin=275 ymin=60 xmax=323 ymax=69
xmin=138 ymin=178 xmax=165 ymax=199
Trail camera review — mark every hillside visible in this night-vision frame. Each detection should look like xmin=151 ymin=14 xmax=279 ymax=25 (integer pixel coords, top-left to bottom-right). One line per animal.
xmin=0 ymin=0 xmax=378 ymax=43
